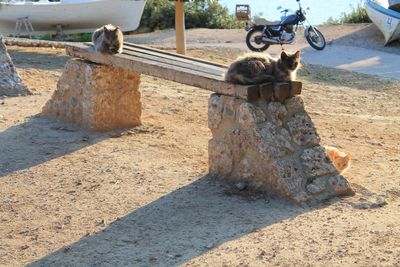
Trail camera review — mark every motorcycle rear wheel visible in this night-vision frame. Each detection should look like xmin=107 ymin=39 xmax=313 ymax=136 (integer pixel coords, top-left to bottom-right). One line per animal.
xmin=246 ymin=29 xmax=270 ymax=52
xmin=305 ymin=27 xmax=326 ymax=50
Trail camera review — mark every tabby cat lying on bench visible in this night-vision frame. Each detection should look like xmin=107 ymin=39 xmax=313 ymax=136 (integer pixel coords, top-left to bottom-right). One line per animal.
xmin=225 ymin=51 xmax=301 ymax=85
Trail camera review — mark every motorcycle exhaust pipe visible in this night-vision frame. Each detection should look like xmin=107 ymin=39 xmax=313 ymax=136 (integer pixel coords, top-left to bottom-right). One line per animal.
xmin=262 ymin=36 xmax=294 ymax=45
xmin=262 ymin=36 xmax=280 ymax=44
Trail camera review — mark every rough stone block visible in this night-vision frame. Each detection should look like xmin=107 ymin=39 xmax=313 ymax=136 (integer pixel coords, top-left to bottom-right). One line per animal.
xmin=208 ymin=93 xmax=353 ymax=204
xmin=301 ymin=147 xmax=337 ymax=177
xmin=252 ymin=123 xmax=294 ymax=159
xmin=270 ymin=159 xmax=304 ymax=197
xmin=238 ymin=102 xmax=266 ymax=127
xmin=285 ymin=96 xmax=305 ymax=115
xmin=42 ymin=59 xmax=141 ymax=132
xmin=306 ymin=174 xmax=352 ymax=200
xmin=208 ymin=139 xmax=233 ymax=177
xmin=0 ymin=35 xmax=29 ymax=96
xmin=287 ymin=112 xmax=320 ymax=146
xmin=208 ymin=94 xmax=224 ymax=130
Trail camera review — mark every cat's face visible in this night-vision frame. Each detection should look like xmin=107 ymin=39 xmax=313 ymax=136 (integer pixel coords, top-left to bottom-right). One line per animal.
xmin=331 ymin=152 xmax=351 ymax=173
xmin=280 ymin=51 xmax=301 ymax=71
xmin=104 ymin=26 xmax=122 ymax=54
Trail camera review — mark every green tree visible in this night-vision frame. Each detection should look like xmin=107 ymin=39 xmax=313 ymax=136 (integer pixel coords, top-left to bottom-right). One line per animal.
xmin=139 ymin=0 xmax=244 ymax=31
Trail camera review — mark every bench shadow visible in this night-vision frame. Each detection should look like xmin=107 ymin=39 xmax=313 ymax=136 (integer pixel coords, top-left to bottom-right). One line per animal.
xmin=0 ymin=115 xmax=105 ymax=177
xmin=8 ymin=49 xmax=70 ymax=71
xmin=28 ymin=175 xmax=329 ymax=267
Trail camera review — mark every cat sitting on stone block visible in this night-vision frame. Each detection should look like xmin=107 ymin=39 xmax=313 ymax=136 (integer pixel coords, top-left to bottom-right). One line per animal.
xmin=92 ymin=24 xmax=124 ymax=54
xmin=224 ymin=51 xmax=301 ymax=85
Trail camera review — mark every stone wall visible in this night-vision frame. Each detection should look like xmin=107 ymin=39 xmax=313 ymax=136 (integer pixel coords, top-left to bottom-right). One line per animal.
xmin=208 ymin=94 xmax=353 ymax=204
xmin=0 ymin=35 xmax=29 ymax=96
xmin=42 ymin=59 xmax=142 ymax=132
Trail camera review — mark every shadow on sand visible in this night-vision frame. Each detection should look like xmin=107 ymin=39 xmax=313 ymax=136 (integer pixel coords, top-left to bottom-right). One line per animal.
xmin=27 ymin=174 xmax=330 ymax=266
xmin=332 ymin=24 xmax=400 ymax=54
xmin=0 ymin=115 xmax=329 ymax=266
xmin=8 ymin=49 xmax=70 ymax=71
xmin=0 ymin=115 xmax=105 ymax=177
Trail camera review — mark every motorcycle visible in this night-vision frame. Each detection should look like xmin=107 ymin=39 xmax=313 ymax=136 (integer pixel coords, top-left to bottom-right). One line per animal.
xmin=245 ymin=0 xmax=326 ymax=52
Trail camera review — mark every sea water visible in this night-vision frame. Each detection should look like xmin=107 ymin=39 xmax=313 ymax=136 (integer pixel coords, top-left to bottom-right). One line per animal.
xmin=219 ymin=0 xmax=365 ymax=25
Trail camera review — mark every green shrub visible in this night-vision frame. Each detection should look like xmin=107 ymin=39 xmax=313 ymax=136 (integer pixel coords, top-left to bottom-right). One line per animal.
xmin=33 ymin=33 xmax=92 ymax=42
xmin=326 ymin=2 xmax=371 ymax=24
xmin=70 ymin=33 xmax=92 ymax=42
xmin=340 ymin=3 xmax=371 ymax=23
xmin=139 ymin=0 xmax=244 ymax=31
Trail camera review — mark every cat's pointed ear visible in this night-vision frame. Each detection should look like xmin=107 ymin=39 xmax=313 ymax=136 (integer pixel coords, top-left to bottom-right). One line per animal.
xmin=281 ymin=51 xmax=288 ymax=59
xmin=345 ymin=153 xmax=351 ymax=160
xmin=103 ymin=26 xmax=108 ymax=32
xmin=294 ymin=51 xmax=301 ymax=59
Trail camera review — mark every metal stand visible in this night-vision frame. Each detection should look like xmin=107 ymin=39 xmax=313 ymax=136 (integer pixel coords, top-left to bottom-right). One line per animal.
xmin=55 ymin=24 xmax=69 ymax=41
xmin=14 ymin=17 xmax=35 ymax=38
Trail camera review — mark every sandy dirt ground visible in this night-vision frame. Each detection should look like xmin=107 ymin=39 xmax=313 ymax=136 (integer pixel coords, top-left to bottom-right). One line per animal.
xmin=1 ymin=25 xmax=400 ymax=266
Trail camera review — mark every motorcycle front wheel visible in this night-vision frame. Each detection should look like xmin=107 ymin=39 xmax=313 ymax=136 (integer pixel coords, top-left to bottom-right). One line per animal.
xmin=305 ymin=27 xmax=326 ymax=50
xmin=246 ymin=29 xmax=270 ymax=52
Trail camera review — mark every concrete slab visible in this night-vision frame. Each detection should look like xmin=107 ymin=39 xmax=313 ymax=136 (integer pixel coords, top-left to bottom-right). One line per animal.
xmin=300 ymin=45 xmax=400 ymax=80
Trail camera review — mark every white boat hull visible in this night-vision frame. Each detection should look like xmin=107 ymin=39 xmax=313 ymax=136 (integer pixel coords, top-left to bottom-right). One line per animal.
xmin=0 ymin=0 xmax=146 ymax=36
xmin=365 ymin=0 xmax=400 ymax=45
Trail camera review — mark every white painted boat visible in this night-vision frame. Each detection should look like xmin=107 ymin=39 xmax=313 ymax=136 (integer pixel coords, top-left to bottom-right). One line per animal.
xmin=0 ymin=0 xmax=146 ymax=36
xmin=365 ymin=0 xmax=400 ymax=45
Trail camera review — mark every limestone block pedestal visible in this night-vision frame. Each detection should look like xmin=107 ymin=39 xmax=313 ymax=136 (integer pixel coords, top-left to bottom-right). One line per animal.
xmin=208 ymin=94 xmax=353 ymax=204
xmin=0 ymin=36 xmax=29 ymax=96
xmin=42 ymin=59 xmax=141 ymax=132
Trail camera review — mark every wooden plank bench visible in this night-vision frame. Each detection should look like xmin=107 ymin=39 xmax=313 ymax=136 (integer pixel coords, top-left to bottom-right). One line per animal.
xmin=41 ymin=42 xmax=354 ymax=204
xmin=42 ymin=42 xmax=302 ymax=131
xmin=65 ymin=42 xmax=302 ymax=102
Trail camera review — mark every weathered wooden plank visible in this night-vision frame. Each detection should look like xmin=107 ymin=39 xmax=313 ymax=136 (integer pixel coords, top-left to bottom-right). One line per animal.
xmin=256 ymin=81 xmax=302 ymax=102
xmin=122 ymin=44 xmax=227 ymax=73
xmin=82 ymin=41 xmax=226 ymax=75
xmin=259 ymin=83 xmax=274 ymax=101
xmin=118 ymin=51 xmax=223 ymax=80
xmin=290 ymin=81 xmax=302 ymax=95
xmin=122 ymin=47 xmax=225 ymax=77
xmin=72 ymin=44 xmax=223 ymax=81
xmin=274 ymin=83 xmax=291 ymax=103
xmin=79 ymin=42 xmax=224 ymax=79
xmin=66 ymin=43 xmax=253 ymax=100
xmin=123 ymin=42 xmax=228 ymax=68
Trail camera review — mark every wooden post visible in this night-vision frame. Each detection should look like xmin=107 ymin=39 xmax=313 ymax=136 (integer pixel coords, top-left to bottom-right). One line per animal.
xmin=175 ymin=0 xmax=186 ymax=55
